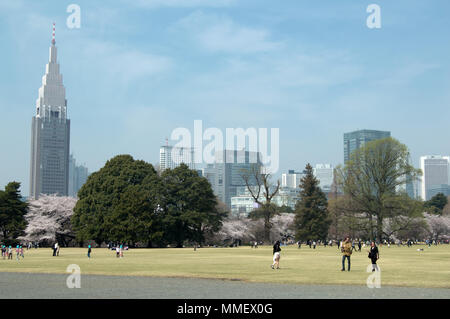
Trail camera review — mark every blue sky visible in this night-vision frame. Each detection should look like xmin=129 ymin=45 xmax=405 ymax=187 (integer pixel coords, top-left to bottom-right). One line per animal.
xmin=1 ymin=0 xmax=450 ymax=196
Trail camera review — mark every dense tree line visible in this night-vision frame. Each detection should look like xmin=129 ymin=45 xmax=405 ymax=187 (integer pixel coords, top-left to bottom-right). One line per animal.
xmin=71 ymin=155 xmax=226 ymax=247
xmin=5 ymin=139 xmax=450 ymax=247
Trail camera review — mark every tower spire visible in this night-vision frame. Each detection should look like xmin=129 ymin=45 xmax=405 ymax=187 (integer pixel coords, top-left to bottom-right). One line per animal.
xmin=52 ymin=22 xmax=56 ymax=45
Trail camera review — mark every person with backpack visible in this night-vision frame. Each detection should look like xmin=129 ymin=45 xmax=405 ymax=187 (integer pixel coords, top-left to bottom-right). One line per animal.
xmin=368 ymin=241 xmax=380 ymax=272
xmin=341 ymin=237 xmax=352 ymax=271
xmin=271 ymin=241 xmax=281 ymax=269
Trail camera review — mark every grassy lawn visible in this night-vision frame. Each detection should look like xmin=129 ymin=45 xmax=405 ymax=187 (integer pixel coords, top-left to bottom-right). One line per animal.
xmin=0 ymin=244 xmax=449 ymax=288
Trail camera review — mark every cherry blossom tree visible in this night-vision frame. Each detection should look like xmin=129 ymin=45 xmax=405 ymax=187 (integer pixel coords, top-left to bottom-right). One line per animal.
xmin=424 ymin=213 xmax=450 ymax=241
xmin=270 ymin=213 xmax=295 ymax=243
xmin=20 ymin=195 xmax=77 ymax=246
xmin=206 ymin=213 xmax=295 ymax=245
xmin=212 ymin=218 xmax=256 ymax=245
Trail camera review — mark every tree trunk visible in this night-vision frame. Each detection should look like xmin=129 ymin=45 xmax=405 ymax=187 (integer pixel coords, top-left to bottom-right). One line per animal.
xmin=377 ymin=215 xmax=383 ymax=242
xmin=368 ymin=215 xmax=375 ymax=241
xmin=264 ymin=214 xmax=271 ymax=243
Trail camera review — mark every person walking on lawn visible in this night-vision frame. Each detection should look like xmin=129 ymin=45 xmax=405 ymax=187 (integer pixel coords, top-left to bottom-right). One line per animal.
xmin=368 ymin=241 xmax=380 ymax=272
xmin=341 ymin=237 xmax=352 ymax=271
xmin=271 ymin=241 xmax=282 ymax=269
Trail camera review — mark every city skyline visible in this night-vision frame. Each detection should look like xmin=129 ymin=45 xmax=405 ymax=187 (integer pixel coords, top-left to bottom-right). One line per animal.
xmin=1 ymin=1 xmax=450 ymax=196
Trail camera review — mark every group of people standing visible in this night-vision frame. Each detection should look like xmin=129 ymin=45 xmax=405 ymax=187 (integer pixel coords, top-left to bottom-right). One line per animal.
xmin=271 ymin=237 xmax=380 ymax=272
xmin=2 ymin=241 xmax=129 ymax=261
xmin=1 ymin=245 xmax=25 ymax=260
xmin=340 ymin=237 xmax=379 ymax=272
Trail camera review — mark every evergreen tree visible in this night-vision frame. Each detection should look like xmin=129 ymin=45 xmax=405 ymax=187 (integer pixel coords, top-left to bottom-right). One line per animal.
xmin=72 ymin=155 xmax=163 ymax=246
xmin=0 ymin=182 xmax=28 ymax=245
xmin=160 ymin=164 xmax=226 ymax=247
xmin=72 ymin=156 xmax=225 ymax=248
xmin=294 ymin=164 xmax=330 ymax=241
xmin=424 ymin=193 xmax=448 ymax=215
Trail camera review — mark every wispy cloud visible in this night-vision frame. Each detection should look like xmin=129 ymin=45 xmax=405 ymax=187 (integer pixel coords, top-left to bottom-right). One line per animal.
xmin=131 ymin=0 xmax=236 ymax=9
xmin=174 ymin=11 xmax=282 ymax=54
xmin=374 ymin=62 xmax=440 ymax=87
xmin=80 ymin=41 xmax=173 ymax=84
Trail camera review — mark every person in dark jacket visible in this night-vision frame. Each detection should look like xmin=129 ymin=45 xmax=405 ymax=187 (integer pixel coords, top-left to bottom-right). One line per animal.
xmin=271 ymin=241 xmax=281 ymax=269
xmin=368 ymin=241 xmax=379 ymax=271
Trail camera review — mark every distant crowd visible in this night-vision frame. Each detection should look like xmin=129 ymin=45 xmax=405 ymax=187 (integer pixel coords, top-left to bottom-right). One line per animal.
xmin=0 ymin=241 xmax=130 ymax=260
xmin=1 ymin=243 xmax=31 ymax=260
xmin=267 ymin=237 xmax=448 ymax=272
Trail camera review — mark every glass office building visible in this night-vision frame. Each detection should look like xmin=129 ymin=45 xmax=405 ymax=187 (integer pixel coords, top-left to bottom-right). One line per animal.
xmin=343 ymin=129 xmax=391 ymax=164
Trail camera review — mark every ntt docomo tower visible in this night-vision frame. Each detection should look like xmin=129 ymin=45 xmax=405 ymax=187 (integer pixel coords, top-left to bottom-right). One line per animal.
xmin=30 ymin=24 xmax=70 ymax=199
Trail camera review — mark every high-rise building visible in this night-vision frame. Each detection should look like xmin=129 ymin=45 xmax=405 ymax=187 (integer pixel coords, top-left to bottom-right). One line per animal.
xmin=313 ymin=164 xmax=334 ymax=192
xmin=30 ymin=24 xmax=70 ymax=199
xmin=343 ymin=129 xmax=391 ymax=163
xmin=212 ymin=150 xmax=262 ymax=208
xmin=405 ymin=156 xmax=416 ymax=199
xmin=202 ymin=164 xmax=216 ymax=188
xmin=281 ymin=170 xmax=305 ymax=188
xmin=68 ymin=154 xmax=89 ymax=198
xmin=159 ymin=144 xmax=195 ymax=171
xmin=420 ymin=155 xmax=450 ymax=200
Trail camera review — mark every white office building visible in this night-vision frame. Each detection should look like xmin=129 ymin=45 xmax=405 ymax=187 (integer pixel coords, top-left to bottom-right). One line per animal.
xmin=420 ymin=155 xmax=450 ymax=200
xmin=282 ymin=170 xmax=305 ymax=188
xmin=159 ymin=145 xmax=195 ymax=171
xmin=313 ymin=164 xmax=334 ymax=192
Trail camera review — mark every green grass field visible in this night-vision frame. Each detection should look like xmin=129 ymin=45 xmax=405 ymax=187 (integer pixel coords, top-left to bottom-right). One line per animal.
xmin=1 ymin=245 xmax=449 ymax=288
